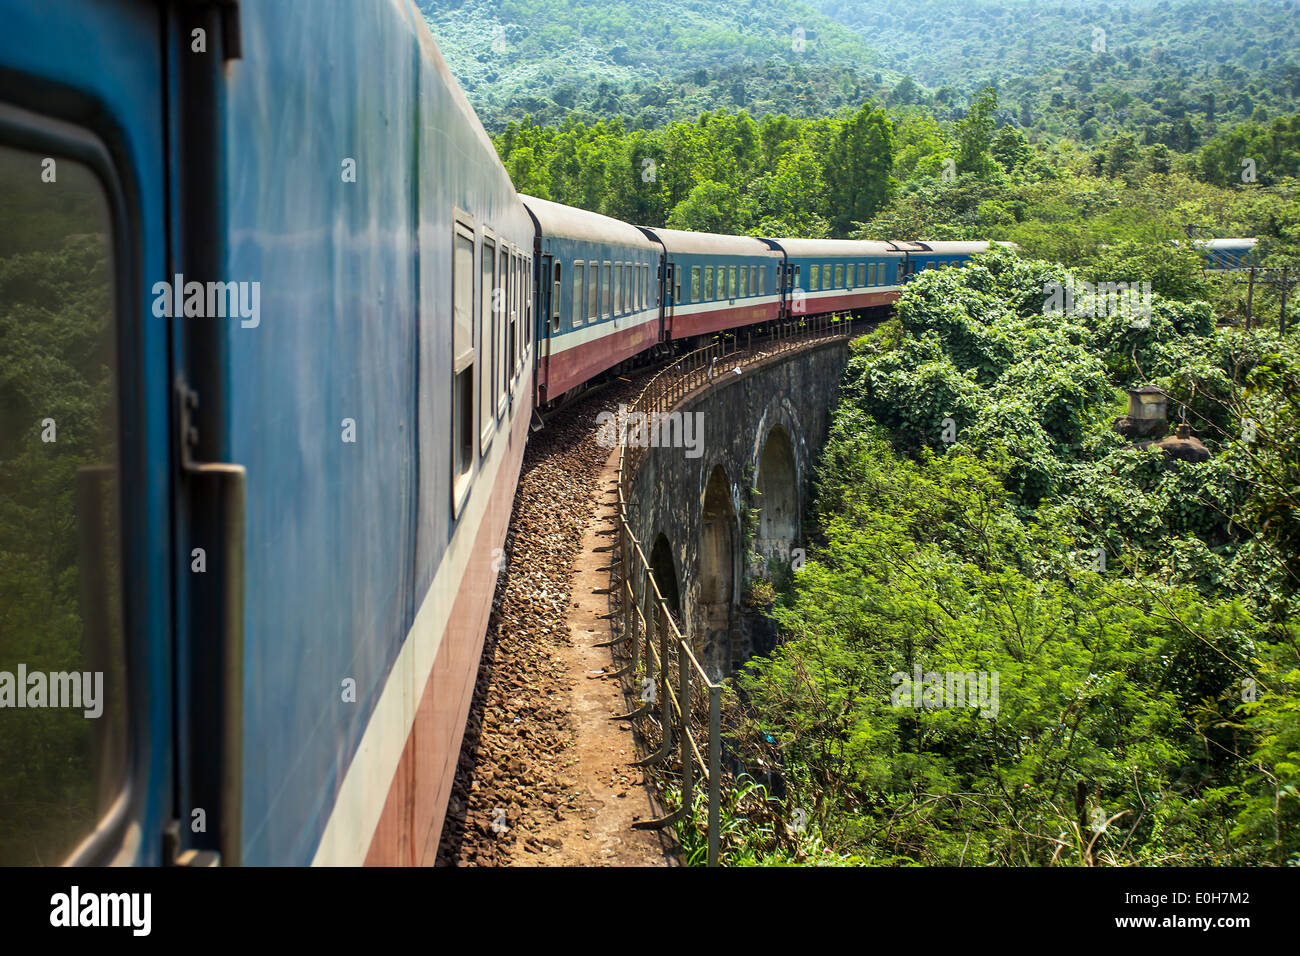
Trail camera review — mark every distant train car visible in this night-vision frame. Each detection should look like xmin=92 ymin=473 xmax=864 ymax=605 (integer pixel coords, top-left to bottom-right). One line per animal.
xmin=523 ymin=195 xmax=662 ymax=405
xmin=640 ymin=227 xmax=783 ymax=342
xmin=1200 ymin=238 xmax=1259 ymax=270
xmin=897 ymin=240 xmax=1001 ymax=277
xmin=769 ymin=238 xmax=904 ymax=313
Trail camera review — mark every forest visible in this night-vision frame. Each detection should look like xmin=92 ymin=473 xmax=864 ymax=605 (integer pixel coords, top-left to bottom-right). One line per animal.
xmin=720 ymin=250 xmax=1300 ymax=865
xmin=424 ymin=0 xmax=1300 ymax=142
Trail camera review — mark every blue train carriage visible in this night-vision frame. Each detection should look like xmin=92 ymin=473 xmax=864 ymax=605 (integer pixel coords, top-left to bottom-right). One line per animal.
xmin=232 ymin=2 xmax=537 ymax=868
xmin=768 ymin=238 xmax=905 ymax=315
xmin=641 ymin=227 xmax=784 ymax=343
xmin=1200 ymin=238 xmax=1259 ymax=270
xmin=523 ymin=195 xmax=663 ymax=406
xmin=899 ymin=240 xmax=1001 ymax=276
xmin=0 ymin=0 xmax=533 ymax=867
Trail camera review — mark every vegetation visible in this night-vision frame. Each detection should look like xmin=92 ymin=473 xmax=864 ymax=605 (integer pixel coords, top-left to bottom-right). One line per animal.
xmin=425 ymin=0 xmax=1300 ymax=142
xmin=728 ymin=249 xmax=1300 ymax=866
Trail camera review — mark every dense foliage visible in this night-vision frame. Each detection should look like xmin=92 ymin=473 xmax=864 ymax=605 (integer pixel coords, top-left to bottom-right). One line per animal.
xmin=726 ymin=249 xmax=1300 ymax=866
xmin=426 ymin=0 xmax=1300 ymax=143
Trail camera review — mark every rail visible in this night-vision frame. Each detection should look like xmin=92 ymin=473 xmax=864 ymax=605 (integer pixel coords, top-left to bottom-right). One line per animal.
xmin=609 ymin=312 xmax=861 ymax=865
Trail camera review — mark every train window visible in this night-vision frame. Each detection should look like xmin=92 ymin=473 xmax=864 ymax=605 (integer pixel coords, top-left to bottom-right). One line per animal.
xmin=832 ymin=264 xmax=841 ymax=288
xmin=587 ymin=261 xmax=598 ymax=322
xmin=614 ymin=262 xmax=622 ymax=315
xmin=551 ymin=262 xmax=561 ymax=334
xmin=452 ymin=221 xmax=476 ymax=508
xmin=0 ymin=143 xmax=128 ymax=865
xmin=480 ymin=235 xmax=496 ymax=452
xmin=702 ymin=265 xmax=713 ymax=299
xmin=727 ymin=265 xmax=736 ymax=299
xmin=602 ymin=261 xmax=612 ymax=319
xmin=738 ymin=265 xmax=748 ymax=298
xmin=573 ymin=262 xmax=585 ymax=328
xmin=525 ymin=257 xmax=533 ymax=359
xmin=508 ymin=252 xmax=518 ymax=380
xmin=624 ymin=264 xmax=633 ymax=313
xmin=749 ymin=265 xmax=757 ymax=295
xmin=498 ymin=246 xmax=509 ymax=415
xmin=809 ymin=264 xmax=819 ymax=290
xmin=690 ymin=265 xmax=700 ymax=302
xmin=515 ymin=256 xmax=522 ymax=364
xmin=857 ymin=263 xmax=864 ymax=286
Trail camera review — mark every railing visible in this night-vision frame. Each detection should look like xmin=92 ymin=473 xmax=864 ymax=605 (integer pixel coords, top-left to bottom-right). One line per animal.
xmin=608 ymin=312 xmax=861 ymax=865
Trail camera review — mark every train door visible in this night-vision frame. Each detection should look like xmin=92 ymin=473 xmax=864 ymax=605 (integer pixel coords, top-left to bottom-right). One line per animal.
xmin=0 ymin=0 xmax=178 ymax=865
xmin=538 ymin=255 xmax=560 ymax=405
xmin=662 ymin=261 xmax=675 ymax=340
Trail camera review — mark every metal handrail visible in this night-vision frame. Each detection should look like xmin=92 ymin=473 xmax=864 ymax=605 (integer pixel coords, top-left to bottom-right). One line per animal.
xmin=611 ymin=313 xmax=859 ymax=865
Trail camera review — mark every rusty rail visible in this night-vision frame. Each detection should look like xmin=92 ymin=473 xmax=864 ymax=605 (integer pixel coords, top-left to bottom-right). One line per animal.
xmin=609 ymin=312 xmax=860 ymax=865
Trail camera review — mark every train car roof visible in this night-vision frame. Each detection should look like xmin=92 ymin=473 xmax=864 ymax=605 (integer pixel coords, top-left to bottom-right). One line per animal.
xmin=640 ymin=226 xmax=779 ymax=256
xmin=1200 ymin=238 xmax=1259 ymax=250
xmin=521 ymin=195 xmax=660 ymax=250
xmin=910 ymin=241 xmax=995 ymax=255
xmin=765 ymin=238 xmax=902 ymax=257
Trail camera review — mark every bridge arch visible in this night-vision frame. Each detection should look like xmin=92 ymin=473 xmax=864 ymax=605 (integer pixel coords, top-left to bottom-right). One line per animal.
xmin=754 ymin=423 xmax=799 ymax=566
xmin=698 ymin=464 xmax=737 ymax=674
xmin=649 ymin=533 xmax=681 ymax=622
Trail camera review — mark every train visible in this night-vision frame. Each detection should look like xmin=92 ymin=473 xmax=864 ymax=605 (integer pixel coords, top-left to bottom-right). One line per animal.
xmin=0 ymin=0 xmax=1254 ymax=868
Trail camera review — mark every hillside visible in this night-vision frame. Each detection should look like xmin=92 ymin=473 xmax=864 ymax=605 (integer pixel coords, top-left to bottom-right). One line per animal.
xmin=423 ymin=0 xmax=1300 ymax=145
xmin=418 ymin=0 xmax=899 ymax=130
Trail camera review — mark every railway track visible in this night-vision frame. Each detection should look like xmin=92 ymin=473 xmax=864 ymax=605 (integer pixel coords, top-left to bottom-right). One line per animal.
xmin=435 ymin=369 xmax=666 ymax=866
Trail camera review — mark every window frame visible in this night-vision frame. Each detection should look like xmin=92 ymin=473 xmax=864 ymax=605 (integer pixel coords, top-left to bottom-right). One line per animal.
xmin=602 ymin=260 xmax=612 ymax=319
xmin=496 ymin=244 xmax=509 ymax=419
xmin=479 ymin=230 xmax=497 ymax=454
xmin=572 ymin=260 xmax=585 ymax=328
xmin=451 ymin=213 xmax=477 ymax=516
xmin=550 ymin=261 xmax=562 ymax=335
xmin=0 ymin=102 xmax=148 ymax=867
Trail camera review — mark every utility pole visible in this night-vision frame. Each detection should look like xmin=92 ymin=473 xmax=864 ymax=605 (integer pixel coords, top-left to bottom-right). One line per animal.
xmin=1226 ymin=264 xmax=1298 ymax=333
xmin=1282 ymin=266 xmax=1289 ymax=335
xmin=1246 ymin=265 xmax=1255 ymax=330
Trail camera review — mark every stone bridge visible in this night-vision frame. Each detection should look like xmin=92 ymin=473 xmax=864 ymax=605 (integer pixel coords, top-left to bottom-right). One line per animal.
xmin=619 ymin=337 xmax=853 ymax=678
